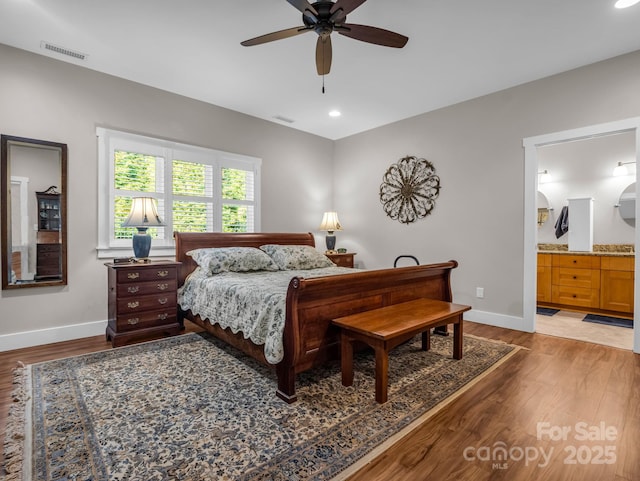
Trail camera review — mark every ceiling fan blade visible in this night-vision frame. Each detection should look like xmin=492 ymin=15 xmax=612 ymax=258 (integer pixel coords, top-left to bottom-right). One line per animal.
xmin=337 ymin=23 xmax=408 ymax=48
xmin=330 ymin=0 xmax=367 ymax=22
xmin=287 ymin=0 xmax=319 ymax=19
xmin=241 ymin=26 xmax=312 ymax=46
xmin=316 ymin=35 xmax=332 ymax=75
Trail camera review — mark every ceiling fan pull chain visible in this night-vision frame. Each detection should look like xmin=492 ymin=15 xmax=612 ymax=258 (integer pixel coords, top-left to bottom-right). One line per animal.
xmin=322 ymin=75 xmax=325 ymax=94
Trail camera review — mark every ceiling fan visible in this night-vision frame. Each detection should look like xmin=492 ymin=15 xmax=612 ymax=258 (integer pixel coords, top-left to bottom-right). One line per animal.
xmin=240 ymin=0 xmax=409 ymax=76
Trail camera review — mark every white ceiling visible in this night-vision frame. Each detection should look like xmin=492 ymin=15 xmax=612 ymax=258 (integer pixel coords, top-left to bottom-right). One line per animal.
xmin=2 ymin=0 xmax=640 ymax=140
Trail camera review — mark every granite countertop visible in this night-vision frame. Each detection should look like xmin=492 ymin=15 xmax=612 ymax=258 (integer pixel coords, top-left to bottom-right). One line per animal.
xmin=537 ymin=244 xmax=634 ymax=257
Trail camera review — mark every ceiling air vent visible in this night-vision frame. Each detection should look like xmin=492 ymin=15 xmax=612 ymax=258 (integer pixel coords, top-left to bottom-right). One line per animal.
xmin=273 ymin=115 xmax=294 ymax=124
xmin=40 ymin=41 xmax=87 ymax=61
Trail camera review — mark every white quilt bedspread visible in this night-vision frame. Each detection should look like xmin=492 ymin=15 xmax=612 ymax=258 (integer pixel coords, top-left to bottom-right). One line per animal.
xmin=177 ymin=266 xmax=354 ymax=364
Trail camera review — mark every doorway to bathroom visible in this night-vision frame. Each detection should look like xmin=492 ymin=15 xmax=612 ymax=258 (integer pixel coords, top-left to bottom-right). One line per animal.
xmin=535 ymin=132 xmax=635 ymax=350
xmin=523 ymin=117 xmax=640 ymax=354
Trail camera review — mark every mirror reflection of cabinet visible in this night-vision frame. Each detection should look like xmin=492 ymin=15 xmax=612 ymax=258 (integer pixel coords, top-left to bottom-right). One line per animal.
xmin=35 ymin=188 xmax=62 ymax=280
xmin=1 ymin=135 xmax=67 ymax=289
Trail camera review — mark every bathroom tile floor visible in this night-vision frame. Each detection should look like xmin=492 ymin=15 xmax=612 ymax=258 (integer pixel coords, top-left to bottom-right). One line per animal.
xmin=536 ymin=309 xmax=634 ymax=350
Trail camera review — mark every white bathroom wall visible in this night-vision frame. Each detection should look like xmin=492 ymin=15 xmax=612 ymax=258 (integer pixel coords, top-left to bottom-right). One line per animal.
xmin=537 ymin=131 xmax=636 ymax=245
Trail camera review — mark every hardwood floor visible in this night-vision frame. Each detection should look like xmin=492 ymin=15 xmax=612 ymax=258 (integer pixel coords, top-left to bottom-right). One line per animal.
xmin=1 ymin=321 xmax=639 ymax=480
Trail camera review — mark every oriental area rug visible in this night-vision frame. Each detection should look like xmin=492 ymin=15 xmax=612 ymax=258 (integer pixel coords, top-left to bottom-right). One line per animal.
xmin=3 ymin=332 xmax=520 ymax=481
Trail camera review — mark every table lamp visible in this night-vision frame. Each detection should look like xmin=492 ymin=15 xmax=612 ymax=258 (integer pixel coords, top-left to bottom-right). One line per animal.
xmin=319 ymin=211 xmax=342 ymax=253
xmin=121 ymin=197 xmax=164 ymax=259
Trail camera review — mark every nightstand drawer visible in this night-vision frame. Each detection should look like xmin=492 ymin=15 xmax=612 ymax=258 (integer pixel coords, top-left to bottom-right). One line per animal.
xmin=116 ymin=266 xmax=177 ymax=283
xmin=115 ymin=310 xmax=177 ymax=332
xmin=116 ymin=279 xmax=177 ymax=297
xmin=116 ymin=292 xmax=177 ymax=314
xmin=326 ymin=252 xmax=356 ymax=268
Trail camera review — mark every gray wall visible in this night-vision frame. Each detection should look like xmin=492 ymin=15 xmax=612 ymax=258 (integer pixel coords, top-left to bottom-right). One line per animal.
xmin=0 ymin=43 xmax=334 ymax=346
xmin=333 ymin=50 xmax=640 ymax=319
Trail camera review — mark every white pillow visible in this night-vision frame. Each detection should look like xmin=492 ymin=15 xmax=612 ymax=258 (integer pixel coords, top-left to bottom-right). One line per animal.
xmin=187 ymin=247 xmax=280 ymax=274
xmin=259 ymin=244 xmax=335 ymax=270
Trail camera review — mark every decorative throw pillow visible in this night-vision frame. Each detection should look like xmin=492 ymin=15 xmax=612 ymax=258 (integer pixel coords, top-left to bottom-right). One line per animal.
xmin=259 ymin=244 xmax=335 ymax=270
xmin=187 ymin=247 xmax=280 ymax=274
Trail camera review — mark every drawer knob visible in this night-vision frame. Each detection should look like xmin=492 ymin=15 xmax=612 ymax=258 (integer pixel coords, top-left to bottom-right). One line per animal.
xmin=127 ymin=318 xmax=139 ymax=325
xmin=158 ymin=313 xmax=168 ymax=320
xmin=572 ymin=276 xmax=577 ymax=279
xmin=157 ymin=283 xmax=169 ymax=291
xmin=572 ymin=294 xmax=577 ymax=298
xmin=127 ymin=272 xmax=140 ymax=280
xmin=127 ymin=301 xmax=140 ymax=309
xmin=127 ymin=286 xmax=140 ymax=293
xmin=572 ymin=260 xmax=577 ymax=264
xmin=158 ymin=297 xmax=168 ymax=305
xmin=157 ymin=270 xmax=169 ymax=278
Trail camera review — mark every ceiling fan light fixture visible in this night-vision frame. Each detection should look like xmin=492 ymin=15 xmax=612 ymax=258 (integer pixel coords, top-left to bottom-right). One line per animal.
xmin=241 ymin=0 xmax=409 ymax=76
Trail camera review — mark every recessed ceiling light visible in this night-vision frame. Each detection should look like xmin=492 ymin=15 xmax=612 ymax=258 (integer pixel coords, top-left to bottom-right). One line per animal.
xmin=615 ymin=0 xmax=640 ymax=8
xmin=329 ymin=110 xmax=341 ymax=118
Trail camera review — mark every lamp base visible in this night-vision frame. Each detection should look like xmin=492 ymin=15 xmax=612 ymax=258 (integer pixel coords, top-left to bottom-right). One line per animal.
xmin=132 ymin=229 xmax=152 ymax=259
xmin=325 ymin=233 xmax=336 ymax=252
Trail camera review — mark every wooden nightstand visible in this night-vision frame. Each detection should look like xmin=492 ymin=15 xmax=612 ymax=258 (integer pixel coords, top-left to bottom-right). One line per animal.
xmin=105 ymin=260 xmax=182 ymax=347
xmin=326 ymin=252 xmax=356 ymax=268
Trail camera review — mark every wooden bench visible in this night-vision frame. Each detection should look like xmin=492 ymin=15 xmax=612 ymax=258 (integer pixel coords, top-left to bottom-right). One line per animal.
xmin=332 ymin=298 xmax=471 ymax=403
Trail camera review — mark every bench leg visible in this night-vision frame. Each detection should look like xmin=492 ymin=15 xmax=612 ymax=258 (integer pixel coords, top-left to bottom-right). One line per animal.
xmin=453 ymin=316 xmax=463 ymax=359
xmin=374 ymin=345 xmax=389 ymax=403
xmin=341 ymin=333 xmax=354 ymax=387
xmin=421 ymin=330 xmax=431 ymax=351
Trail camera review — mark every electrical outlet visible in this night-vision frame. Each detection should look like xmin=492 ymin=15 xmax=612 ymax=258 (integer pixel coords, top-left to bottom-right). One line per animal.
xmin=476 ymin=287 xmax=484 ymax=298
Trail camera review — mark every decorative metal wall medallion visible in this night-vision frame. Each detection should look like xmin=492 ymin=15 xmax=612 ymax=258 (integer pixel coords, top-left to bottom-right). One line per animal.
xmin=379 ymin=155 xmax=441 ymax=224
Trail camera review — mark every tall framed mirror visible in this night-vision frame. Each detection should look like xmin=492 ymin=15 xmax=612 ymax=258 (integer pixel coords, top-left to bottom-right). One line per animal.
xmin=1 ymin=135 xmax=67 ymax=289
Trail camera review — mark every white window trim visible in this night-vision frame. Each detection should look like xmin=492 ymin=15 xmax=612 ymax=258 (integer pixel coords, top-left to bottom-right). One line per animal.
xmin=97 ymin=127 xmax=261 ymax=259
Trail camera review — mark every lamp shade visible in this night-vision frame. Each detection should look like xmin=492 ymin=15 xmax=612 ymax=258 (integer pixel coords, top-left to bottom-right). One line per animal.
xmin=122 ymin=197 xmax=164 ymax=259
xmin=121 ymin=197 xmax=164 ymax=229
xmin=319 ymin=211 xmax=342 ymax=232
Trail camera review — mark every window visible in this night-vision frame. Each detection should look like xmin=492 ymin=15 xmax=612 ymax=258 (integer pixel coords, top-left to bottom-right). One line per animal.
xmin=97 ymin=128 xmax=261 ymax=258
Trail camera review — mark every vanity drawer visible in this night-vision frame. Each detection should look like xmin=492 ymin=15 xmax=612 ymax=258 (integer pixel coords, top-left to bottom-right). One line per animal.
xmin=552 ymin=285 xmax=599 ymax=308
xmin=600 ymin=256 xmax=634 ymax=271
xmin=552 ymin=268 xmax=600 ymax=289
xmin=552 ymin=255 xmax=600 ymax=269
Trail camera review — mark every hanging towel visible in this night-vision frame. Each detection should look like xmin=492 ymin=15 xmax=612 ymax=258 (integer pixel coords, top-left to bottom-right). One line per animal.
xmin=554 ymin=205 xmax=569 ymax=238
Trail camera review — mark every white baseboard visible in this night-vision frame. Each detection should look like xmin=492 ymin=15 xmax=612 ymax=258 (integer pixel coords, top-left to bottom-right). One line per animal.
xmin=464 ymin=309 xmax=534 ymax=333
xmin=0 ymin=310 xmax=531 ymax=353
xmin=0 ymin=319 xmax=108 ymax=352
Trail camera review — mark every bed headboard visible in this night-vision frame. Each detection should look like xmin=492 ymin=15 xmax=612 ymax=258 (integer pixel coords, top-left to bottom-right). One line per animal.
xmin=174 ymin=231 xmax=316 ymax=286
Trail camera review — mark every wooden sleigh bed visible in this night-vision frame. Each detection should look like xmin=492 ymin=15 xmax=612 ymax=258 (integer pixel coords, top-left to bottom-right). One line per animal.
xmin=175 ymin=231 xmax=458 ymax=403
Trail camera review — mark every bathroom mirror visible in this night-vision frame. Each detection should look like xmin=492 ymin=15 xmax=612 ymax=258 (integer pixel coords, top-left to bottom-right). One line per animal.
xmin=617 ymin=182 xmax=635 ymax=227
xmin=537 ymin=191 xmax=551 ymax=227
xmin=1 ymin=135 xmax=67 ymax=289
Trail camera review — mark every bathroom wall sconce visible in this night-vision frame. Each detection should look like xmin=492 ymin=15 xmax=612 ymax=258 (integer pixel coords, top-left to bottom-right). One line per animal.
xmin=613 ymin=161 xmax=636 ymax=176
xmin=538 ymin=169 xmax=551 ymax=183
